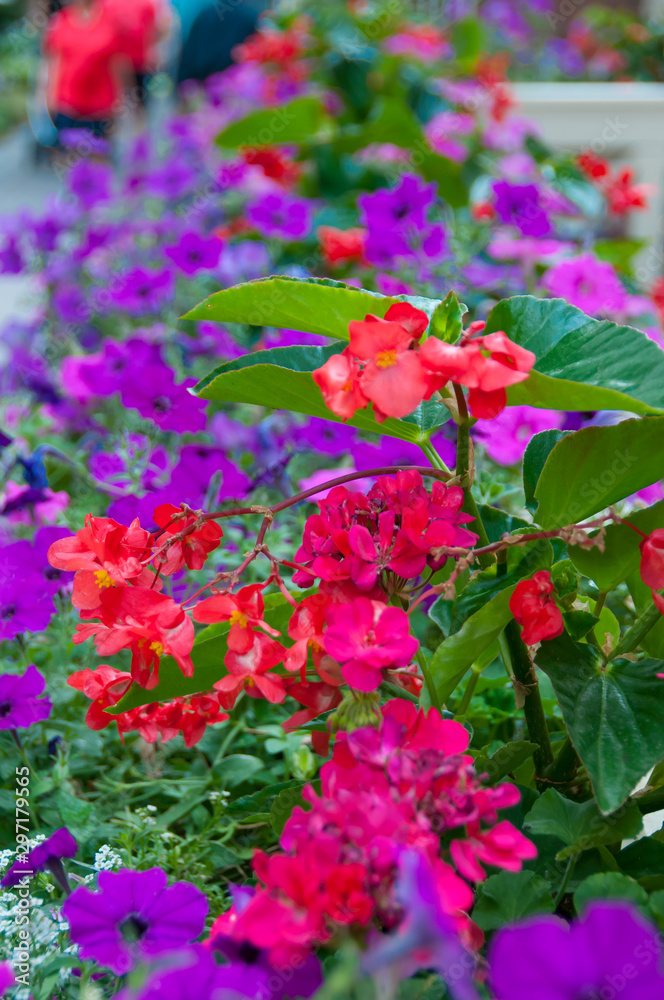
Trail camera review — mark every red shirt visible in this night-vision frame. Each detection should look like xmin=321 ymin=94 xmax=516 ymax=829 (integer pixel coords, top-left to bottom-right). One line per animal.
xmin=45 ymin=2 xmax=128 ymax=118
xmin=106 ymin=0 xmax=158 ymax=70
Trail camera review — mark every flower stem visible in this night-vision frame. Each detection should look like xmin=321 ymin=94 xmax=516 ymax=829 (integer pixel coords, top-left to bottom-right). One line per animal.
xmin=609 ymin=600 xmax=663 ymax=660
xmin=416 ymin=647 xmax=441 ymax=712
xmin=455 ymin=666 xmax=481 ymax=718
xmin=543 ymin=737 xmax=581 ymax=786
xmin=500 ymin=620 xmax=555 ymax=777
xmin=554 ymin=853 xmax=577 ymax=908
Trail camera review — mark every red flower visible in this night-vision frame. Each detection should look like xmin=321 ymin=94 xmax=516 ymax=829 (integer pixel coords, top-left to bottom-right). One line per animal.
xmin=604 ymin=167 xmax=652 ymax=215
xmin=312 ymin=350 xmax=369 ymax=420
xmin=242 ymin=146 xmax=300 ymax=186
xmin=348 ymin=313 xmax=430 ymax=420
xmin=152 ymin=504 xmax=223 ymax=575
xmin=284 ymin=593 xmax=341 ymax=684
xmin=640 ymin=529 xmax=664 ymax=591
xmin=73 ymin=587 xmax=194 ymax=689
xmin=214 ymin=632 xmax=287 ymax=704
xmin=192 ymin=584 xmax=280 ymax=653
xmin=67 ymin=665 xmax=133 ymax=730
xmin=576 ymin=152 xmax=610 ymax=180
xmin=508 ymin=571 xmax=564 ymax=645
xmin=450 ymin=820 xmax=537 ymax=881
xmin=318 ymin=226 xmax=365 ymax=266
xmin=324 ymin=598 xmax=418 ymax=692
xmin=48 ymin=514 xmax=154 ymax=610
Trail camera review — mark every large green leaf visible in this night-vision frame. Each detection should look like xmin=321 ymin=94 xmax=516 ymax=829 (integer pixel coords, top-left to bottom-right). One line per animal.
xmin=534 ymin=418 xmax=664 ymax=528
xmin=569 ymin=500 xmax=664 ymax=592
xmin=472 ymin=870 xmax=553 ymax=931
xmin=110 ymin=595 xmax=296 ymax=712
xmin=429 ymin=291 xmax=467 ymax=343
xmin=184 ymin=275 xmax=441 ymax=339
xmin=536 ymin=632 xmax=664 ymax=813
xmin=332 ymin=96 xmax=423 ymax=154
xmin=216 ymin=97 xmax=330 ymax=147
xmin=193 ymin=344 xmax=443 ymax=444
xmin=484 ymin=296 xmax=664 ymax=415
xmin=426 ymin=585 xmax=516 ymax=705
xmin=522 ymin=429 xmax=567 ymax=514
xmin=523 ymin=788 xmax=643 ymax=859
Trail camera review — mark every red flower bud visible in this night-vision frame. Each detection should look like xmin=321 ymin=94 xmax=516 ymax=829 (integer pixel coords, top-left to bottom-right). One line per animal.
xmin=639 ymin=530 xmax=664 ymax=591
xmin=509 ymin=571 xmax=564 ymax=645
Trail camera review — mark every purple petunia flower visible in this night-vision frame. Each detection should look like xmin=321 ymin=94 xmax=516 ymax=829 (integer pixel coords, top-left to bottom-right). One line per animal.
xmin=67 ymin=160 xmax=113 ymax=210
xmin=52 ymin=285 xmax=91 ymax=325
xmin=362 ymin=850 xmax=479 ymax=1000
xmin=120 ymin=366 xmax=207 ymax=433
xmin=488 ymin=901 xmax=664 ymax=1000
xmin=217 ymin=240 xmax=272 ymax=285
xmin=247 ymin=192 xmax=313 ymax=240
xmin=492 ymin=180 xmax=552 ymax=237
xmin=0 ymin=963 xmax=14 ymax=997
xmin=0 ymin=665 xmax=52 ymax=731
xmin=117 ymin=945 xmax=269 ymax=1000
xmin=164 ymin=232 xmax=223 ymax=275
xmin=541 ymin=253 xmax=628 ymax=317
xmin=29 ymin=526 xmax=75 ymax=594
xmin=359 ymin=174 xmax=437 ymax=230
xmin=62 ymin=867 xmax=209 ymax=976
xmin=169 ymin=444 xmax=251 ymax=502
xmin=0 ymin=237 xmax=24 ymax=274
xmin=0 ymin=543 xmax=57 ymax=639
xmin=144 ymin=160 xmax=199 ymax=201
xmin=1 ymin=827 xmax=77 ymax=888
xmin=473 ymin=406 xmax=564 ymax=466
xmin=211 ymin=886 xmax=322 ymax=1000
xmin=109 ymin=268 xmax=175 ymax=315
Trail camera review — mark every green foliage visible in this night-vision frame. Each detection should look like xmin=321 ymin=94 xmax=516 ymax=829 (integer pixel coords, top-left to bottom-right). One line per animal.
xmin=523 ymin=789 xmax=643 ymax=860
xmin=472 ymin=870 xmax=554 ymax=931
xmin=216 ymin=97 xmax=331 ymax=147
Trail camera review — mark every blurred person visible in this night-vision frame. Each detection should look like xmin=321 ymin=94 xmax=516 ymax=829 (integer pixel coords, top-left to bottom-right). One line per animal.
xmin=107 ymin=0 xmax=173 ymax=113
xmin=176 ymin=0 xmax=259 ymax=83
xmin=43 ymin=0 xmax=132 ymax=139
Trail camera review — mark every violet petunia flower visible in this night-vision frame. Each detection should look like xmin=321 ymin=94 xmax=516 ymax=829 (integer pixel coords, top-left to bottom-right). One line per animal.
xmin=1 ymin=827 xmax=77 ymax=888
xmin=0 ymin=544 xmax=57 ymax=639
xmin=67 ymin=159 xmax=113 ymax=209
xmin=52 ymin=285 xmax=91 ymax=325
xmin=492 ymin=180 xmax=552 ymax=237
xmin=0 ymin=665 xmax=52 ymax=731
xmin=541 ymin=252 xmax=628 ymax=317
xmin=164 ymin=232 xmax=223 ymax=275
xmin=359 ymin=173 xmax=437 ymax=230
xmin=109 ymin=268 xmax=175 ymax=315
xmin=473 ymin=406 xmax=564 ymax=466
xmin=120 ymin=367 xmax=207 ymax=434
xmin=247 ymin=192 xmax=313 ymax=240
xmin=0 ymin=237 xmax=24 ymax=274
xmin=62 ymin=867 xmax=209 ymax=975
xmin=211 ymin=886 xmax=322 ymax=1000
xmin=488 ymin=901 xmax=664 ymax=1000
xmin=118 ymin=945 xmax=269 ymax=1000
xmin=362 ymin=850 xmax=479 ymax=1000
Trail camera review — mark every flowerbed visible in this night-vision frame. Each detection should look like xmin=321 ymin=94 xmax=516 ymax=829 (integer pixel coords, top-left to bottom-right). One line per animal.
xmin=2 ymin=4 xmax=664 ymax=1000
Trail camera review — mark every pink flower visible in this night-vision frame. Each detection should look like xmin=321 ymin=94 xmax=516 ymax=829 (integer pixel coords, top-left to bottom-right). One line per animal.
xmin=312 ymin=350 xmax=369 ymax=420
xmin=541 ymin=253 xmax=628 ymax=317
xmin=214 ymin=633 xmax=286 ymax=704
xmin=473 ymin=406 xmax=564 ymax=466
xmin=450 ymin=820 xmax=537 ymax=881
xmin=324 ymin=598 xmax=418 ymax=691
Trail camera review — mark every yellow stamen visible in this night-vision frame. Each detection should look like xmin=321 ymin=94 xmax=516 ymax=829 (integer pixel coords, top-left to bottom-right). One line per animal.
xmin=230 ymin=611 xmax=249 ymax=628
xmin=375 ymin=349 xmax=398 ymax=369
xmin=94 ymin=569 xmax=115 ymax=589
xmin=149 ymin=641 xmax=164 ymax=657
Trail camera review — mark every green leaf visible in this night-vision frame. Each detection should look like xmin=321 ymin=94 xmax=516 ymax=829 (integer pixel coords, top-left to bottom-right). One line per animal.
xmin=54 ymin=787 xmax=95 ymax=842
xmin=184 ymin=276 xmax=440 ymax=337
xmin=333 ymin=96 xmax=424 ymax=154
xmin=484 ymin=296 xmax=664 ymax=415
xmin=648 ymin=889 xmax=664 ymax=930
xmin=626 ymin=570 xmax=664 ymax=659
xmin=523 ymin=429 xmax=568 ymax=514
xmin=418 ymin=151 xmax=467 ymax=208
xmin=428 ymin=291 xmax=467 ymax=343
xmin=573 ymin=872 xmax=648 ymax=915
xmin=471 ymin=870 xmax=553 ymax=931
xmin=155 ymin=791 xmax=209 ymax=828
xmin=450 ymin=18 xmax=485 ymax=64
xmin=111 ymin=594 xmax=295 ymax=711
xmin=427 ymin=585 xmax=516 ymax=704
xmin=212 ymin=754 xmax=264 ymax=788
xmin=473 ymin=741 xmax=539 ymax=785
xmin=594 ymin=606 xmax=620 ymax=648
xmin=227 ymin=779 xmax=304 ymax=819
xmin=562 ymin=610 xmax=599 ymax=641
xmin=216 ymin=97 xmax=329 ymax=147
xmin=594 ymin=238 xmax=646 ymax=276
xmin=207 ymin=843 xmax=246 ymax=869
xmin=523 ymin=788 xmax=643 ymax=859
xmin=569 ymin=500 xmax=664 ymax=592
xmin=536 ymin=632 xmax=664 ymax=813
xmin=618 ymin=836 xmax=664 ymax=882
xmin=269 ymin=780 xmax=315 ymax=835
xmin=192 ymin=344 xmax=440 ymax=444
xmin=534 ymin=418 xmax=664 ymax=528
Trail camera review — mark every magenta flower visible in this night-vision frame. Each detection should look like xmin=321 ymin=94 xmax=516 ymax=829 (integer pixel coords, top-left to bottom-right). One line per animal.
xmin=2 ymin=827 xmax=77 ymax=888
xmin=110 ymin=268 xmax=175 ymax=315
xmin=488 ymin=901 xmax=664 ymax=1000
xmin=473 ymin=406 xmax=564 ymax=466
xmin=0 ymin=963 xmax=14 ymax=997
xmin=359 ymin=173 xmax=436 ymax=230
xmin=324 ymin=598 xmax=418 ymax=691
xmin=542 ymin=252 xmax=628 ymax=316
xmin=247 ymin=192 xmax=313 ymax=240
xmin=164 ymin=232 xmax=223 ymax=275
xmin=117 ymin=945 xmax=270 ymax=1000
xmin=120 ymin=367 xmax=207 ymax=433
xmin=67 ymin=160 xmax=113 ymax=210
xmin=0 ymin=665 xmax=52 ymax=731
xmin=62 ymin=867 xmax=209 ymax=975
xmin=492 ymin=181 xmax=552 ymax=237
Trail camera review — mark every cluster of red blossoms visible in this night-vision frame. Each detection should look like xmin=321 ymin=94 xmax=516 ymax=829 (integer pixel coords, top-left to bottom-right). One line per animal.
xmin=312 ymin=303 xmax=535 ymax=422
xmin=638 ymin=529 xmax=664 ymax=614
xmin=209 ymin=701 xmax=536 ymax=969
xmin=67 ymin=665 xmax=230 ymax=747
xmin=509 ymin=571 xmax=564 ymax=646
xmin=576 ymin=152 xmax=653 ymax=216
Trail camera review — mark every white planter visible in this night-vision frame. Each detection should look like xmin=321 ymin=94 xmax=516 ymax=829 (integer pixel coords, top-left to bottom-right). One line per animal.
xmin=512 ymin=81 xmax=664 ymax=279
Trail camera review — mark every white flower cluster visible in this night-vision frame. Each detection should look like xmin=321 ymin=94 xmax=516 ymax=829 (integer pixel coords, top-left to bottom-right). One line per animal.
xmin=209 ymin=790 xmax=231 ymax=805
xmin=93 ymin=845 xmax=123 ymax=871
xmin=0 ymin=892 xmax=75 ymax=1000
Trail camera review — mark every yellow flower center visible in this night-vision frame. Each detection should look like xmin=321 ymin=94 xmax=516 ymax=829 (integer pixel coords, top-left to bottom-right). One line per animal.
xmin=150 ymin=641 xmax=164 ymax=657
xmin=375 ymin=349 xmax=398 ymax=369
xmin=230 ymin=611 xmax=249 ymax=628
xmin=246 ymin=677 xmax=255 ymax=687
xmin=94 ymin=569 xmax=115 ymax=589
